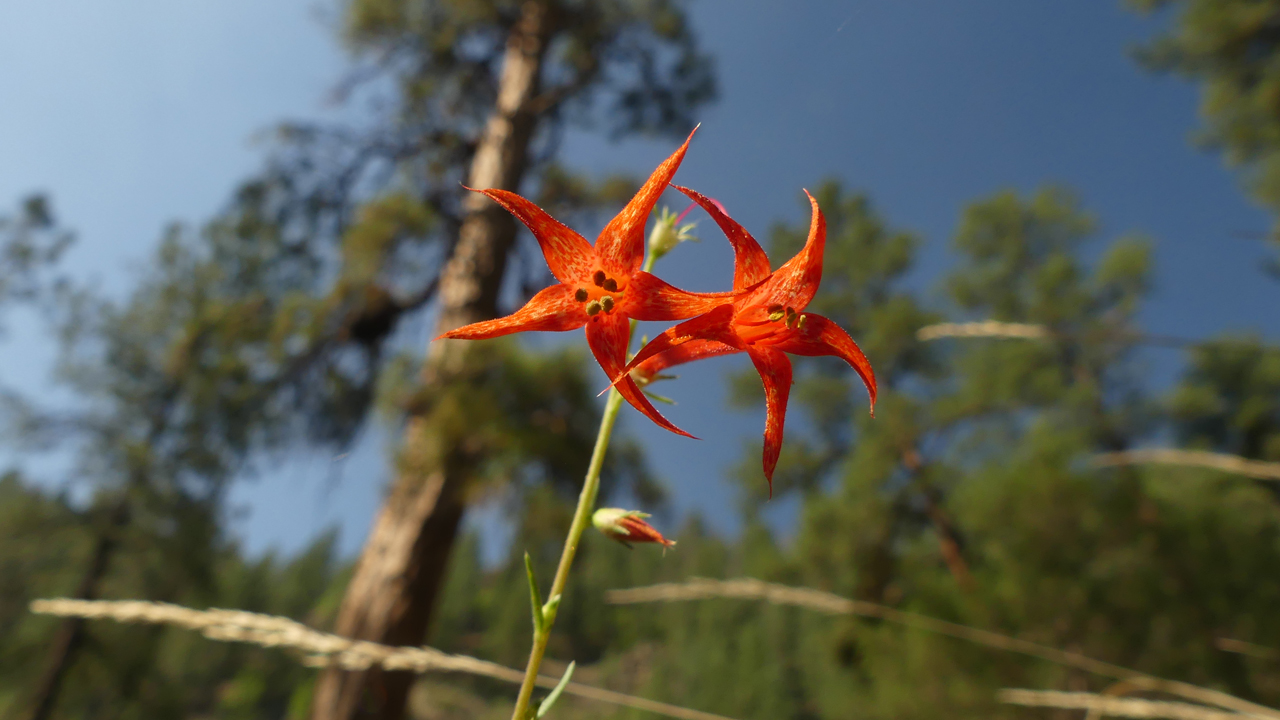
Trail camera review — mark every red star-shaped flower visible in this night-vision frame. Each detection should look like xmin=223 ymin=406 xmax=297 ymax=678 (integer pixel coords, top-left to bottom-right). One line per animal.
xmin=439 ymin=130 xmax=726 ymax=437
xmin=617 ymin=186 xmax=877 ymax=493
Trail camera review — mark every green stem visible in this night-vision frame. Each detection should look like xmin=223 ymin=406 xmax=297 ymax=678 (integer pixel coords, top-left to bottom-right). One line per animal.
xmin=508 ymin=253 xmax=657 ymax=719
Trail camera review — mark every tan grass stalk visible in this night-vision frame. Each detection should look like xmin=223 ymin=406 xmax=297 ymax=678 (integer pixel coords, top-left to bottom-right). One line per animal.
xmin=916 ymin=321 xmax=1051 ymax=342
xmin=1093 ymin=449 xmax=1280 ymax=483
xmin=1215 ymin=638 xmax=1280 ymax=661
xmin=913 ymin=322 xmax=1205 ymax=347
xmin=998 ymin=689 xmax=1251 ymax=720
xmin=605 ymin=578 xmax=1280 ymax=720
xmin=30 ymin=599 xmax=735 ymax=720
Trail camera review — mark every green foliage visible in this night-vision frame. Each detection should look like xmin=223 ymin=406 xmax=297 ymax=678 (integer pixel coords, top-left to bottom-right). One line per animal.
xmin=0 ymin=194 xmax=72 ymax=327
xmin=0 ymin=474 xmax=346 ymax=720
xmin=1172 ymin=336 xmax=1280 ymax=460
xmin=937 ymin=187 xmax=1153 ymax=443
xmin=1131 ymin=0 xmax=1280 ymax=259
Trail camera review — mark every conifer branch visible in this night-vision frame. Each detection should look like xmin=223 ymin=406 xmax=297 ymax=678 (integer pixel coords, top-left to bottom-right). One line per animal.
xmin=606 ymin=578 xmax=1280 ymax=720
xmin=29 ymin=599 xmax=737 ymax=720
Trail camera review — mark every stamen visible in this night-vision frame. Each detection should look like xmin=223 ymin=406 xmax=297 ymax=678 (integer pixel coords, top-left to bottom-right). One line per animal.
xmin=601 ymin=296 xmax=615 ymax=312
xmin=602 ymin=278 xmax=618 ymax=292
xmin=767 ymin=304 xmax=785 ymax=322
xmin=785 ymin=307 xmax=798 ymax=328
xmin=586 ymin=300 xmax=602 ymax=316
xmin=575 ymin=288 xmax=589 ymax=302
xmin=593 ymin=270 xmax=607 ymax=286
xmin=796 ymin=314 xmax=808 ymax=329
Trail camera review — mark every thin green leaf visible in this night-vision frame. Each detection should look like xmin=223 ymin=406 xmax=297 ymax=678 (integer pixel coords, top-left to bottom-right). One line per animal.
xmin=525 ymin=552 xmax=544 ymax=632
xmin=536 ymin=661 xmax=576 ymax=718
xmin=642 ymin=390 xmax=677 ymax=405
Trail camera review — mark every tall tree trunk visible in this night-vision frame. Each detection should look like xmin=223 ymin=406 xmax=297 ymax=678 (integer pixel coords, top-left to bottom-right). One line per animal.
xmin=20 ymin=500 xmax=129 ymax=720
xmin=309 ymin=4 xmax=552 ymax=720
xmin=902 ymin=449 xmax=973 ymax=589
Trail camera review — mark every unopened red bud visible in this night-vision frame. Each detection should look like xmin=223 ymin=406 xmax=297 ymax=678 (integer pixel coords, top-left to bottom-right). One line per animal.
xmin=592 ymin=508 xmax=676 ymax=552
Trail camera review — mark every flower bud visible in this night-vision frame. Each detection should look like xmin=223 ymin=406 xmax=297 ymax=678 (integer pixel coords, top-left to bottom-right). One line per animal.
xmin=647 ymin=205 xmax=700 ymax=261
xmin=592 ymin=508 xmax=676 ymax=552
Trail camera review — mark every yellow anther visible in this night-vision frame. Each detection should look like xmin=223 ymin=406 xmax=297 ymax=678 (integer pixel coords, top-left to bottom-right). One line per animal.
xmin=586 ymin=300 xmax=602 ymax=316
xmin=767 ymin=304 xmax=786 ymax=322
xmin=601 ymin=296 xmax=615 ymax=312
xmin=796 ymin=314 xmax=808 ymax=330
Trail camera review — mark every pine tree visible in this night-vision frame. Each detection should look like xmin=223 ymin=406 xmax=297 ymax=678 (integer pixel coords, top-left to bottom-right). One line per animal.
xmin=1130 ymin=0 xmax=1280 ymax=267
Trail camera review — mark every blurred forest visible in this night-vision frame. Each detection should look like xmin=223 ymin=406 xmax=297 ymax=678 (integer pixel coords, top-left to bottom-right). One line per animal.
xmin=3 ymin=1 xmax=1280 ymax=719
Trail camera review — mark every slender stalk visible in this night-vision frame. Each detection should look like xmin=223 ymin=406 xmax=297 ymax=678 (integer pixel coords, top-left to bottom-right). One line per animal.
xmin=508 ymin=252 xmax=658 ymax=720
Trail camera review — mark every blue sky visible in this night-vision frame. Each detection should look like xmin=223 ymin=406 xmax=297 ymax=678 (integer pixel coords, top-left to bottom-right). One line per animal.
xmin=2 ymin=1 xmax=1277 ymax=559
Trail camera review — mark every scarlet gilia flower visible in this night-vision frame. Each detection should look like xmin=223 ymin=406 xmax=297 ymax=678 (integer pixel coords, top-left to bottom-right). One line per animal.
xmin=591 ymin=508 xmax=676 ymax=551
xmin=439 ymin=129 xmax=727 ymax=437
xmin=617 ymin=186 xmax=877 ymax=494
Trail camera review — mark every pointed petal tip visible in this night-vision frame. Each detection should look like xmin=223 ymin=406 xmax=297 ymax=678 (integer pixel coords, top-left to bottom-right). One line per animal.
xmin=595 ymin=127 xmax=698 ymax=274
xmin=673 ymin=124 xmax=698 ymax=152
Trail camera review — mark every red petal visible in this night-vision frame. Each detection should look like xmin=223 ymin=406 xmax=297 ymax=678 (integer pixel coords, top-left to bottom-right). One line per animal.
xmin=633 ymin=338 xmax=741 ymax=380
xmin=438 ymin=284 xmax=586 ymax=340
xmin=595 ymin=127 xmax=697 ymax=276
xmin=618 ymin=516 xmax=676 ymax=547
xmin=586 ymin=312 xmax=695 ymax=438
xmin=672 ymin=185 xmax=771 ymax=292
xmin=746 ymin=346 xmax=793 ymax=496
xmin=617 ymin=304 xmax=740 ymax=380
xmin=769 ymin=313 xmax=876 ymax=414
xmin=622 ymin=271 xmax=733 ymax=322
xmin=470 ymin=187 xmax=594 ymax=283
xmin=740 ymin=189 xmax=826 ymax=321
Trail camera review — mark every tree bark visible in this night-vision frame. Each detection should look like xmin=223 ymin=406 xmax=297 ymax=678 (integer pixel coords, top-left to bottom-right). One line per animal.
xmin=902 ymin=449 xmax=974 ymax=590
xmin=21 ymin=500 xmax=129 ymax=720
xmin=309 ymin=4 xmax=552 ymax=719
